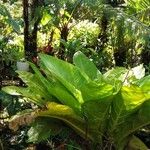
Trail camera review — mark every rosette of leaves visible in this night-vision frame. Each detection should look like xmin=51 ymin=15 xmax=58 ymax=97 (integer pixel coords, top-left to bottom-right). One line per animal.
xmin=2 ymin=51 xmax=150 ymax=149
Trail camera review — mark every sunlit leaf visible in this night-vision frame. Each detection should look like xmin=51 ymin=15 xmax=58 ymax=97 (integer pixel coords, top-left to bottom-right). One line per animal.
xmin=41 ymin=11 xmax=52 ymax=26
xmin=73 ymin=51 xmax=102 ymax=81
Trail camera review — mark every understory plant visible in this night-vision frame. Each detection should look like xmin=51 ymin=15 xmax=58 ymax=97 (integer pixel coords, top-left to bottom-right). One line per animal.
xmin=2 ymin=51 xmax=150 ymax=149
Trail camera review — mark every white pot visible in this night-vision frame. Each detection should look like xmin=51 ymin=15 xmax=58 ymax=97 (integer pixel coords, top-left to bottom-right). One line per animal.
xmin=17 ymin=61 xmax=29 ymax=71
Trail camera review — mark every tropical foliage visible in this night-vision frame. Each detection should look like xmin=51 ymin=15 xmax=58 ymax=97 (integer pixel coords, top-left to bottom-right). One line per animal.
xmin=0 ymin=0 xmax=149 ymax=71
xmin=2 ymin=52 xmax=150 ymax=149
xmin=0 ymin=0 xmax=150 ymax=149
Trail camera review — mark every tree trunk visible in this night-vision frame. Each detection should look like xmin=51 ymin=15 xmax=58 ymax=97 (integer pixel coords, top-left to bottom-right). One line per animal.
xmin=58 ymin=24 xmax=69 ymax=60
xmin=23 ymin=0 xmax=30 ymax=60
xmin=23 ymin=0 xmax=43 ymax=61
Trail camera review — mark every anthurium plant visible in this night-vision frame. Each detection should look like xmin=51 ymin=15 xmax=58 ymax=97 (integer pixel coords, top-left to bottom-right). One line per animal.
xmin=2 ymin=51 xmax=150 ymax=149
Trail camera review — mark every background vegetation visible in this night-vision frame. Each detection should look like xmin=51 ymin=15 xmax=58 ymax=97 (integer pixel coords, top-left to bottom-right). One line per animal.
xmin=0 ymin=0 xmax=150 ymax=149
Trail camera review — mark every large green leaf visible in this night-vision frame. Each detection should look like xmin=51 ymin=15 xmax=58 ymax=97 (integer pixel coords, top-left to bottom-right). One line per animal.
xmin=2 ymin=70 xmax=55 ymax=106
xmin=16 ymin=70 xmax=56 ymax=104
xmin=108 ymin=86 xmax=150 ymax=148
xmin=82 ymin=96 xmax=113 ymax=144
xmin=39 ymin=62 xmax=84 ymax=105
xmin=113 ymin=100 xmax=150 ymax=149
xmin=107 ymin=92 xmax=126 ymax=137
xmin=16 ymin=71 xmax=53 ymax=101
xmin=80 ymin=81 xmax=113 ymax=101
xmin=108 ymin=86 xmax=146 ymax=134
xmin=39 ymin=53 xmax=113 ymax=102
xmin=73 ymin=51 xmax=102 ymax=81
xmin=30 ymin=62 xmax=82 ymax=111
xmin=39 ymin=53 xmax=89 ymax=89
xmin=27 ymin=117 xmax=62 ymax=143
xmin=2 ymin=86 xmax=45 ymax=106
xmin=121 ymin=86 xmax=147 ymax=110
xmin=38 ymin=102 xmax=93 ymax=141
xmin=39 ymin=54 xmax=87 ymax=104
